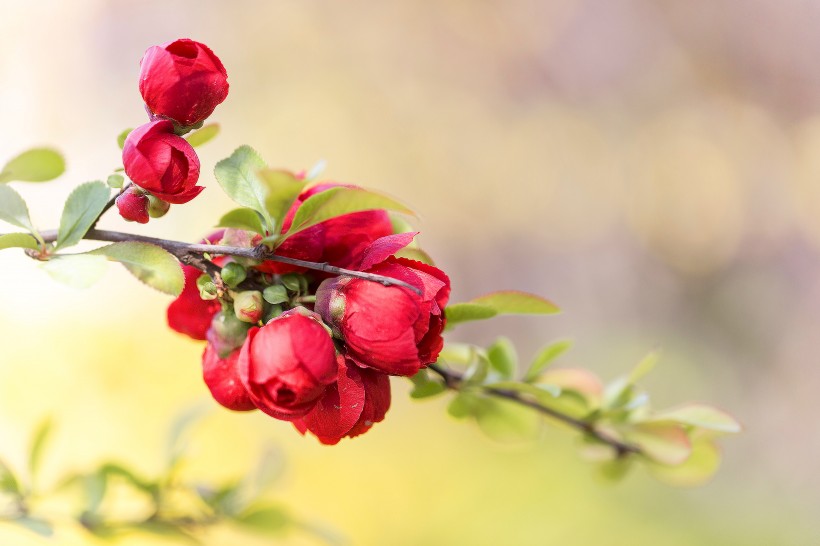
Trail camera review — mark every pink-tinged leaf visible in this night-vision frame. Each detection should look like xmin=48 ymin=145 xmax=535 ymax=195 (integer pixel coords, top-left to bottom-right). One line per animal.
xmin=539 ymin=368 xmax=604 ymax=399
xmin=649 ymin=404 xmax=742 ymax=434
xmin=628 ymin=422 xmax=692 ymax=465
xmin=359 ymin=232 xmax=419 ymax=270
xmin=647 ymin=439 xmax=721 ymax=487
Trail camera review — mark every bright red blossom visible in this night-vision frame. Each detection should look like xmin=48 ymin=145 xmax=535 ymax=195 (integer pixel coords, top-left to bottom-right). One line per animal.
xmin=316 ymin=257 xmax=450 ymax=376
xmin=167 ymin=265 xmax=220 ymax=340
xmin=202 ymin=344 xmax=255 ymax=412
xmin=237 ymin=310 xmax=338 ymax=420
xmin=139 ymin=38 xmax=229 ymax=127
xmin=123 ymin=120 xmax=202 ymax=204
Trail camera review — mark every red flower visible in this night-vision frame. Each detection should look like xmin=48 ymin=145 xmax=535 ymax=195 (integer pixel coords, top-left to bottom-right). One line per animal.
xmin=237 ymin=309 xmax=338 ymax=420
xmin=123 ymin=120 xmax=203 ymax=204
xmin=202 ymin=344 xmax=255 ymax=411
xmin=316 ymin=258 xmax=450 ymax=376
xmin=115 ymin=186 xmax=149 ymax=224
xmin=167 ymin=265 xmax=220 ymax=340
xmin=139 ymin=38 xmax=229 ymax=127
xmin=294 ymin=358 xmax=391 ymax=445
xmin=255 ymin=183 xmax=393 ymax=275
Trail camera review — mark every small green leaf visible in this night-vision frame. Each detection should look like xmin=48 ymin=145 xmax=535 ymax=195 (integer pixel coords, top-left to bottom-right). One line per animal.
xmin=474 ymin=397 xmax=541 ymax=443
xmin=117 ymin=128 xmax=132 ymax=150
xmin=444 ymin=303 xmax=497 ymax=328
xmin=447 ymin=392 xmax=482 ymax=419
xmin=437 ymin=343 xmax=476 ymax=365
xmin=1 ymin=148 xmax=64 ymax=183
xmin=0 ymin=458 xmax=20 ymax=493
xmin=524 ymin=339 xmax=573 ymax=382
xmin=217 ymin=208 xmax=266 ymax=235
xmin=0 ymin=232 xmax=38 ymax=251
xmin=185 ymin=123 xmax=220 ymax=147
xmin=487 ymin=337 xmax=517 ymax=379
xmin=471 ymin=291 xmax=560 ymax=315
xmin=485 ymin=380 xmax=561 ymax=399
xmin=42 ymin=254 xmax=108 ymax=288
xmin=628 ymin=351 xmax=660 ymax=383
xmin=598 ymin=458 xmax=634 ymax=483
xmin=648 ymin=404 xmax=741 ymax=434
xmin=280 ymin=274 xmax=302 ymax=292
xmin=55 ymin=181 xmax=110 ymax=250
xmin=262 ymin=285 xmax=289 ymax=305
xmin=14 ymin=516 xmax=53 ymax=537
xmin=255 ymin=169 xmax=306 ymax=231
xmin=280 ymin=186 xmax=413 ymax=242
xmin=90 ymin=242 xmax=183 ymax=296
xmin=106 ymin=174 xmax=124 ymax=189
xmin=461 ymin=356 xmax=489 ymax=386
xmin=628 ymin=422 xmax=692 ymax=465
xmin=0 ymin=185 xmax=40 ymax=240
xmin=29 ymin=418 xmax=53 ymax=485
xmin=214 ymin=146 xmax=274 ymax=229
xmin=235 ymin=504 xmax=291 ymax=535
xmin=647 ymin=439 xmax=721 ymax=487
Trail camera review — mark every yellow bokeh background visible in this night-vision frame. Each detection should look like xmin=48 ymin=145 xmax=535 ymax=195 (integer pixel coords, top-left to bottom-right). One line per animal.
xmin=1 ymin=1 xmax=818 ymax=544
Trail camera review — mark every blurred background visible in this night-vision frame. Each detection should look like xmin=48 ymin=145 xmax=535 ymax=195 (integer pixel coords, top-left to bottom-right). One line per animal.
xmin=1 ymin=0 xmax=818 ymax=544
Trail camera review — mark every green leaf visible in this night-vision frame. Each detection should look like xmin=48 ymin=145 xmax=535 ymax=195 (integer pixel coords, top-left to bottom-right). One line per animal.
xmin=55 ymin=181 xmax=110 ymax=250
xmin=90 ymin=242 xmax=183 ymax=296
xmin=408 ymin=370 xmax=446 ymax=399
xmin=214 ymin=146 xmax=274 ymax=229
xmin=42 ymin=254 xmax=108 ymax=288
xmin=647 ymin=439 xmax=721 ymax=487
xmin=485 ymin=380 xmax=561 ymax=399
xmin=131 ymin=521 xmax=199 ymax=543
xmin=0 ymin=148 xmax=64 ymax=183
xmin=394 ymin=247 xmax=435 ymax=265
xmin=598 ymin=458 xmax=634 ymax=483
xmin=29 ymin=418 xmax=53 ymax=484
xmin=262 ymin=285 xmax=289 ymax=305
xmin=628 ymin=422 xmax=692 ymax=465
xmin=487 ymin=337 xmax=517 ymax=379
xmin=648 ymin=404 xmax=741 ymax=434
xmin=0 ymin=458 xmax=20 ymax=494
xmin=0 ymin=232 xmax=38 ymax=251
xmin=474 ymin=397 xmax=541 ymax=443
xmin=116 ymin=128 xmax=132 ymax=150
xmin=437 ymin=343 xmax=476 ymax=365
xmin=185 ymin=123 xmax=220 ymax=147
xmin=444 ymin=303 xmax=497 ymax=328
xmin=447 ymin=392 xmax=482 ymax=419
xmin=106 ymin=174 xmax=124 ymax=189
xmin=0 ymin=185 xmax=40 ymax=240
xmin=166 ymin=403 xmax=209 ymax=468
xmin=524 ymin=339 xmax=573 ymax=382
xmin=217 ymin=208 xmax=266 ymax=235
xmin=255 ymin=169 xmax=306 ymax=231
xmin=628 ymin=351 xmax=660 ymax=383
xmin=471 ymin=291 xmax=560 ymax=315
xmin=14 ymin=516 xmax=53 ymax=537
xmin=235 ymin=504 xmax=291 ymax=535
xmin=280 ymin=186 xmax=413 ymax=242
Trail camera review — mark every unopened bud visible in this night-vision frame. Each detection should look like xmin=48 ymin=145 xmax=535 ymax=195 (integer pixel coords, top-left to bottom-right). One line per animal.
xmin=196 ymin=274 xmax=218 ymax=300
xmin=234 ymin=290 xmax=263 ymax=323
xmin=221 ymin=262 xmax=247 ymax=288
xmin=207 ymin=311 xmax=251 ymax=357
xmin=147 ymin=194 xmax=171 ymax=218
xmin=115 ymin=186 xmax=149 ymax=224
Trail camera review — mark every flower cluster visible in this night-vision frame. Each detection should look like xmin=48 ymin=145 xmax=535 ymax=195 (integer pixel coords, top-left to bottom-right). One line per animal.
xmin=168 ymin=187 xmax=450 ymax=444
xmin=116 ymin=39 xmax=229 ymax=223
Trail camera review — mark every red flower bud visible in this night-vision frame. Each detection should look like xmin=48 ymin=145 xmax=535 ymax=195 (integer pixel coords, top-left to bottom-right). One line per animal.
xmin=237 ymin=309 xmax=338 ymax=420
xmin=316 ymin=258 xmax=450 ymax=376
xmin=202 ymin=344 xmax=255 ymax=411
xmin=167 ymin=265 xmax=221 ymax=340
xmin=115 ymin=186 xmax=149 ymax=224
xmin=122 ymin=120 xmax=202 ymax=204
xmin=294 ymin=358 xmax=391 ymax=445
xmin=139 ymin=38 xmax=229 ymax=128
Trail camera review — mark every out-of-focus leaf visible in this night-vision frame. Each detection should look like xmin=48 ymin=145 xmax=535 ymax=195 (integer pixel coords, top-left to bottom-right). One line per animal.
xmin=99 ymin=463 xmax=156 ymax=495
xmin=461 ymin=356 xmax=489 ymax=386
xmin=0 ymin=148 xmax=64 ymax=183
xmin=42 ymin=254 xmax=108 ymax=288
xmin=14 ymin=516 xmax=53 ymax=537
xmin=106 ymin=174 xmax=124 ymax=189
xmin=0 ymin=458 xmax=20 ymax=493
xmin=647 ymin=439 xmax=721 ymax=487
xmin=234 ymin=504 xmax=291 ymax=535
xmin=83 ymin=470 xmax=108 ymax=513
xmin=116 ymin=128 xmax=133 ymax=150
xmin=447 ymin=392 xmax=482 ymax=419
xmin=524 ymin=340 xmax=573 ymax=382
xmin=214 ymin=146 xmax=273 ymax=229
xmin=280 ymin=186 xmax=413 ymax=242
xmin=55 ymin=181 xmax=110 ymax=250
xmin=437 ymin=343 xmax=476 ymax=365
xmin=255 ymin=169 xmax=305 ymax=232
xmin=471 ymin=291 xmax=560 ymax=315
xmin=485 ymin=380 xmax=561 ymax=400
xmin=487 ymin=337 xmax=517 ymax=379
xmin=628 ymin=422 xmax=692 ymax=465
xmin=408 ymin=370 xmax=447 ymax=399
xmin=217 ymin=208 xmax=266 ymax=235
xmin=90 ymin=242 xmax=183 ymax=296
xmin=185 ymin=123 xmax=220 ymax=147
xmin=474 ymin=397 xmax=541 ymax=443
xmin=29 ymin=418 xmax=52 ymax=485
xmin=166 ymin=403 xmax=209 ymax=468
xmin=0 ymin=232 xmax=38 ymax=251
xmin=648 ymin=404 xmax=741 ymax=434
xmin=540 ymin=368 xmax=604 ymax=399
xmin=628 ymin=351 xmax=660 ymax=383
xmin=394 ymin=247 xmax=435 ymax=265
xmin=598 ymin=457 xmax=634 ymax=483
xmin=131 ymin=521 xmax=200 ymax=544
xmin=0 ymin=185 xmax=40 ymax=240
xmin=444 ymin=303 xmax=497 ymax=328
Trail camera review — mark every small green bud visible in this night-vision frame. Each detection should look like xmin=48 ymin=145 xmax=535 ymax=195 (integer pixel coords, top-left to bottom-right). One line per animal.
xmin=196 ymin=274 xmax=218 ymax=300
xmin=209 ymin=311 xmax=251 ymax=356
xmin=147 ymin=194 xmax=171 ymax=218
xmin=234 ymin=290 xmax=263 ymax=323
xmin=221 ymin=262 xmax=247 ymax=288
xmin=262 ymin=284 xmax=289 ymax=305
